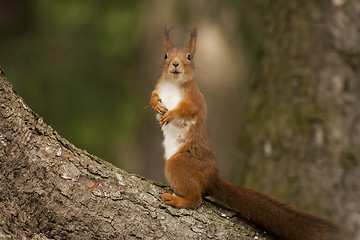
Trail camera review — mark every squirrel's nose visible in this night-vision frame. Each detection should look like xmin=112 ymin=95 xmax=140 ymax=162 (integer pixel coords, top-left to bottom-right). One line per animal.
xmin=172 ymin=61 xmax=180 ymax=67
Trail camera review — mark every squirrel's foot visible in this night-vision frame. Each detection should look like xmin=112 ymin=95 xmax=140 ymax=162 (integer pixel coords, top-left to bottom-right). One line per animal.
xmin=161 ymin=192 xmax=202 ymax=209
xmin=161 ymin=193 xmax=177 ymax=207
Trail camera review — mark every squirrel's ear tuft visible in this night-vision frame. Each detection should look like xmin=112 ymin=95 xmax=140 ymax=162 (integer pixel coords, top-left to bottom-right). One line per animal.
xmin=164 ymin=26 xmax=173 ymax=51
xmin=188 ymin=27 xmax=197 ymax=54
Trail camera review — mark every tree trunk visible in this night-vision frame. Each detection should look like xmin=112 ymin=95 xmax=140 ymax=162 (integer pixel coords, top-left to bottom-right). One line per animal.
xmin=0 ymin=70 xmax=273 ymax=239
xmin=236 ymin=1 xmax=360 ymax=239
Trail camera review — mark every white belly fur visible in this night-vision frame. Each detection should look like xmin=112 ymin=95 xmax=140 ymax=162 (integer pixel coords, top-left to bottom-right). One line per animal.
xmin=157 ymin=82 xmax=192 ymax=160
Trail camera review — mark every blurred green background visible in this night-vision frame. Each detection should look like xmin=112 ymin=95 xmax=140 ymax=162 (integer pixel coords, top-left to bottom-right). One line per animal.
xmin=0 ymin=0 xmax=266 ymax=182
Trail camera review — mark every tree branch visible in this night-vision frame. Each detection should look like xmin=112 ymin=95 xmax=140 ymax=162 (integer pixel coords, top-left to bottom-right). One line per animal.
xmin=0 ymin=69 xmax=273 ymax=239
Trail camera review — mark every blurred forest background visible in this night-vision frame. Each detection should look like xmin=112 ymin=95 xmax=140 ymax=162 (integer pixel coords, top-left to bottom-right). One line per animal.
xmin=1 ymin=0 xmax=359 ymax=239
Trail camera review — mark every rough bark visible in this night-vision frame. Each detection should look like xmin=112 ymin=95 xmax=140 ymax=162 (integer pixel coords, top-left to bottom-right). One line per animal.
xmin=0 ymin=70 xmax=273 ymax=239
xmin=237 ymin=1 xmax=360 ymax=239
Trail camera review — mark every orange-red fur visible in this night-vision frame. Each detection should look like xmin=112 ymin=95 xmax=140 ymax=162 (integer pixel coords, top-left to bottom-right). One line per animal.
xmin=150 ymin=27 xmax=345 ymax=240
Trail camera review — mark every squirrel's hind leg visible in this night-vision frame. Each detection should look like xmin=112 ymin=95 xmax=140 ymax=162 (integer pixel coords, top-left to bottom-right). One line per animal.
xmin=163 ymin=152 xmax=203 ymax=209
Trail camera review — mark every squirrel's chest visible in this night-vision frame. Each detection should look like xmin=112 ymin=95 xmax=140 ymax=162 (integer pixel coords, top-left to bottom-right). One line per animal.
xmin=157 ymin=82 xmax=182 ymax=110
xmin=157 ymin=82 xmax=191 ymax=160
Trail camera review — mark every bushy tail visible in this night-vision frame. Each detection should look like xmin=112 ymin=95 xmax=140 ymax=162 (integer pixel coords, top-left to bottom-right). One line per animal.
xmin=209 ymin=177 xmax=345 ymax=240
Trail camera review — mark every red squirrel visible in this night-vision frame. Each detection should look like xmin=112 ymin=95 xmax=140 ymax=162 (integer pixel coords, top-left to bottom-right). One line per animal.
xmin=150 ymin=27 xmax=345 ymax=240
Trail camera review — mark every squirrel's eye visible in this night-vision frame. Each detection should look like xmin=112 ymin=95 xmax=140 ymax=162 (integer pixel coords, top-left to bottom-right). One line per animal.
xmin=164 ymin=54 xmax=168 ymax=60
xmin=187 ymin=54 xmax=191 ymax=61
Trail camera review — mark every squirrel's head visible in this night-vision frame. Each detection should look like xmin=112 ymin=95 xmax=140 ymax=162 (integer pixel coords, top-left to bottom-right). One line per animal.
xmin=162 ymin=27 xmax=197 ymax=82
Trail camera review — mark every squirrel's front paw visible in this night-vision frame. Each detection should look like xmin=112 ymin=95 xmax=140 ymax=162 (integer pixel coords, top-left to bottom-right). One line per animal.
xmin=155 ymin=102 xmax=168 ymax=115
xmin=159 ymin=111 xmax=177 ymax=125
